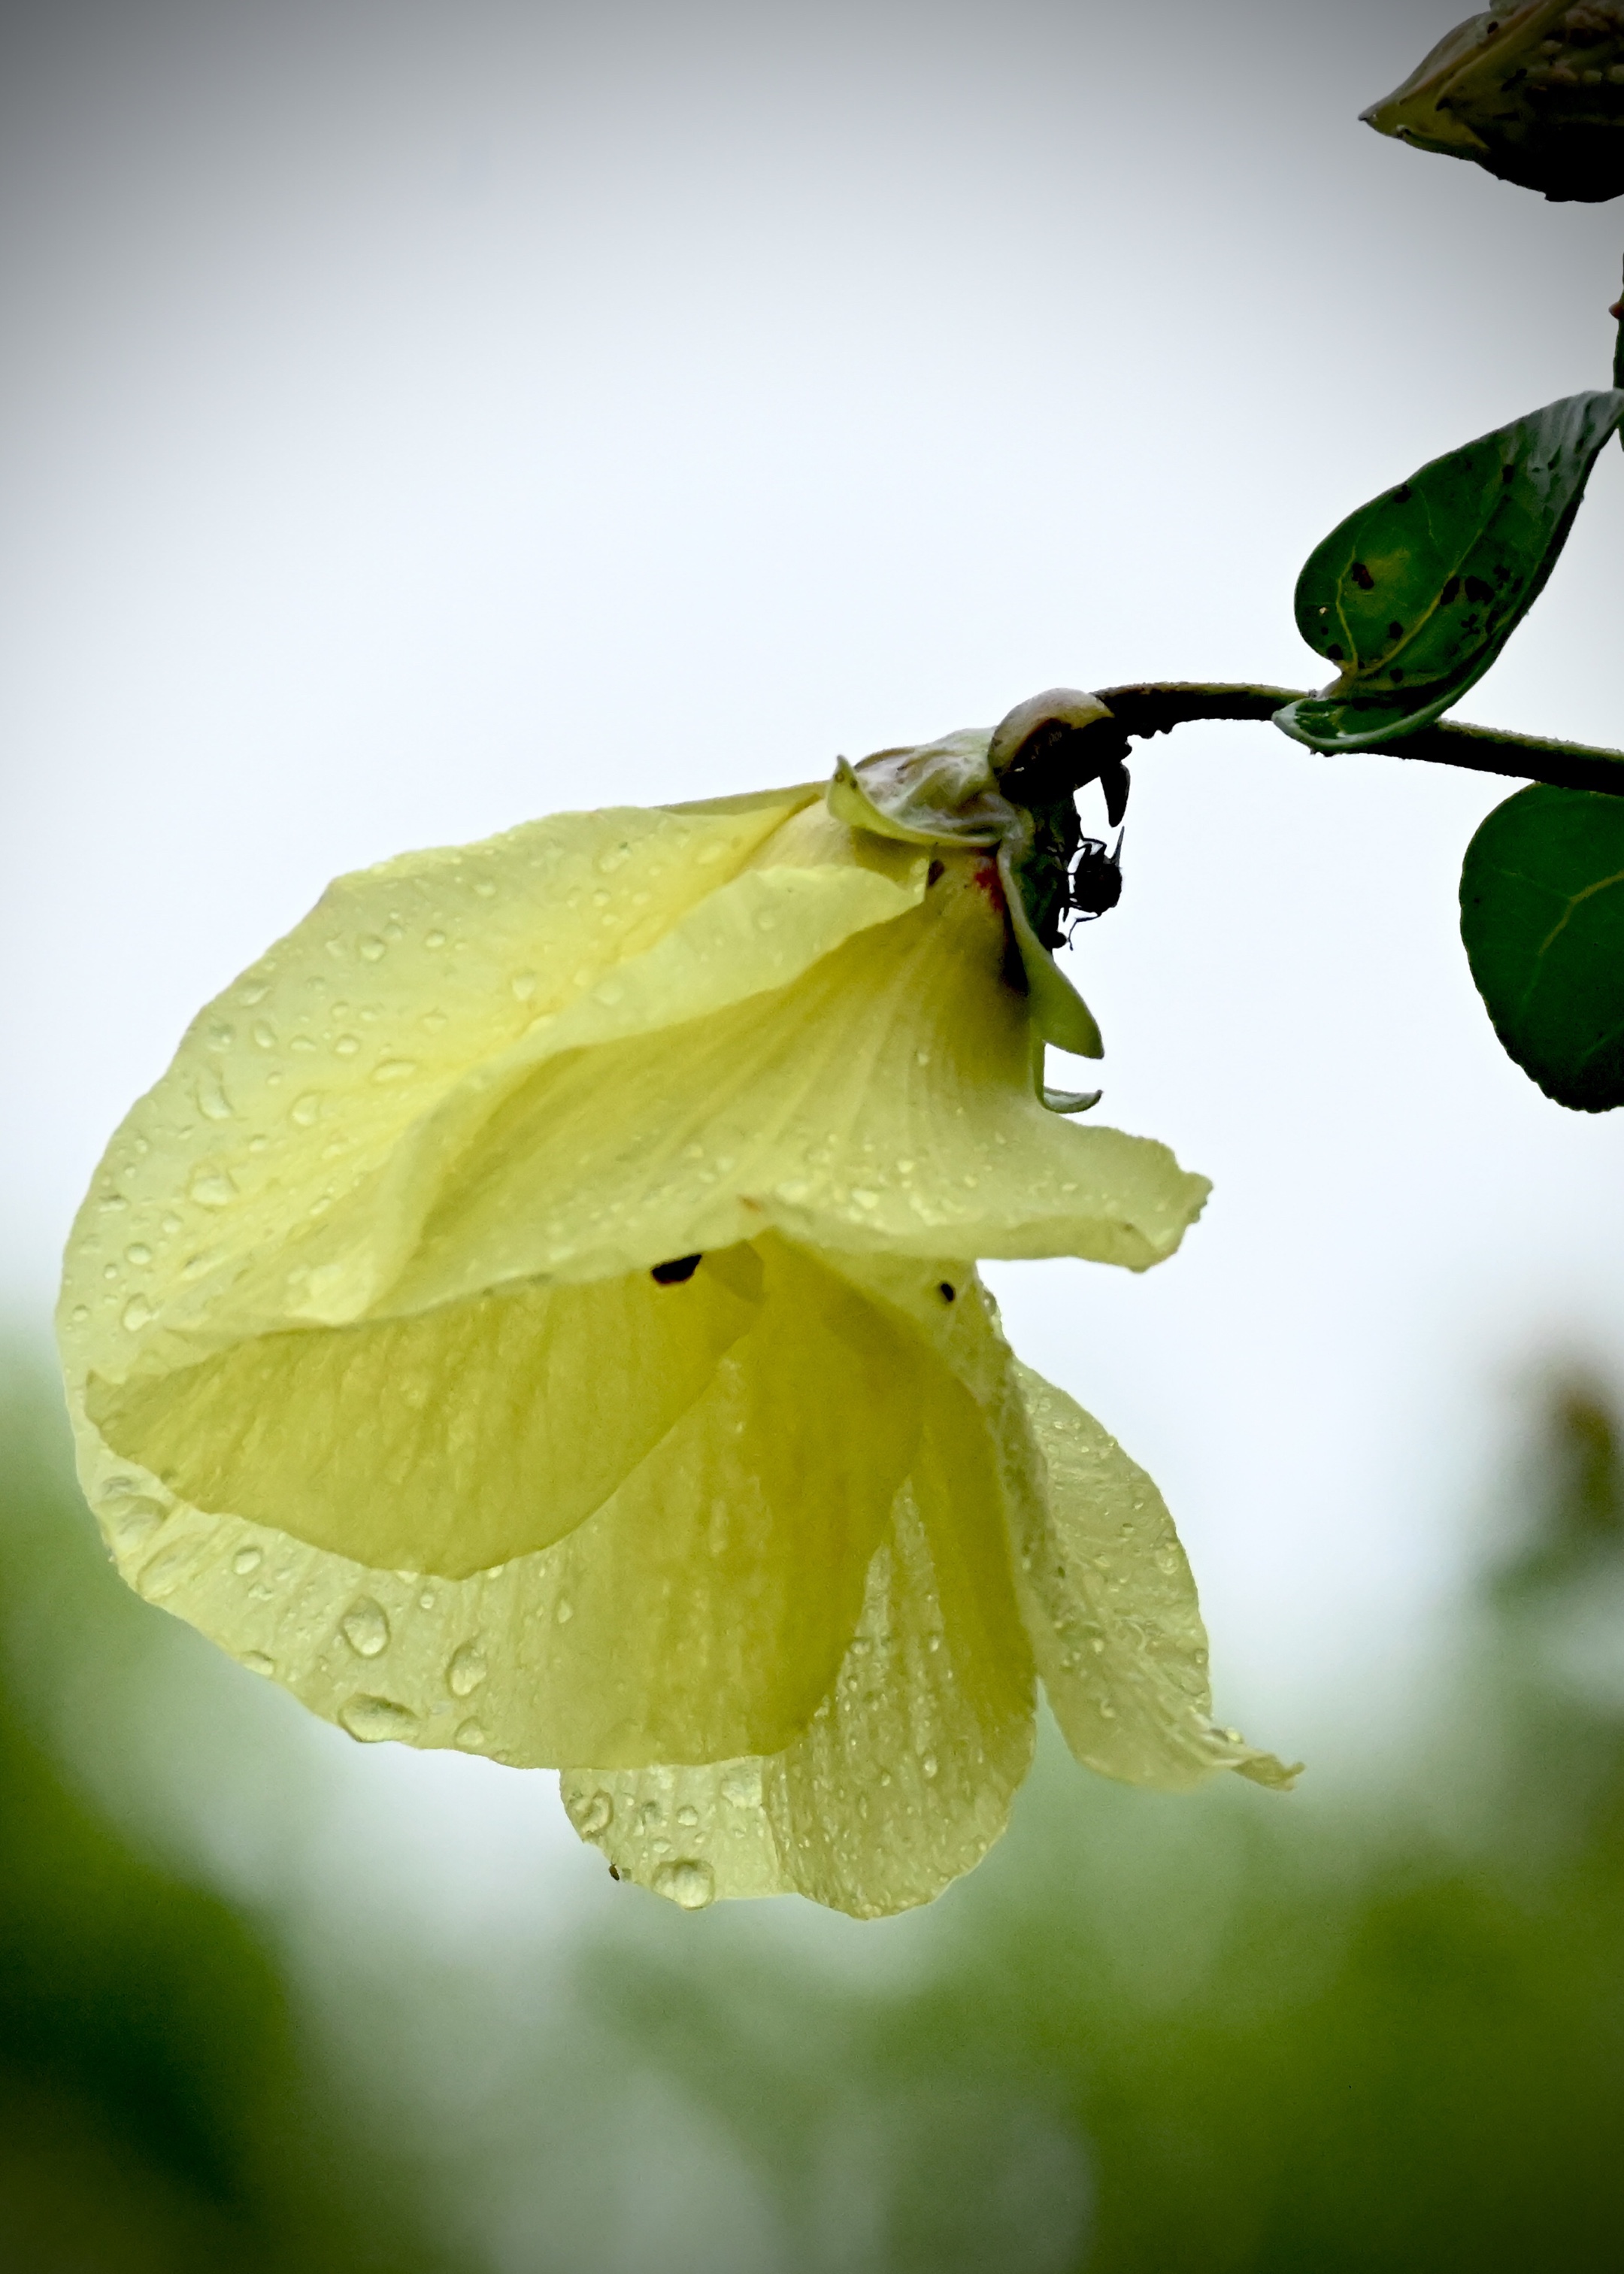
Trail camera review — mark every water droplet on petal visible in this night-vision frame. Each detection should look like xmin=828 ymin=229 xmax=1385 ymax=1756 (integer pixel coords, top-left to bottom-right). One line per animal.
xmin=575 ymin=1790 xmax=614 ymax=1838
xmin=108 ymin=1496 xmax=165 ymax=1551
xmin=341 ymin=1695 xmax=419 ymax=1744
xmin=447 ymin=1642 xmax=487 ymax=1696
xmin=121 ymin=1295 xmax=155 ymax=1332
xmin=242 ymin=1651 xmax=275 ymax=1677
xmin=455 ymin=1718 xmax=488 ymax=1748
xmin=189 ymin=1166 xmax=238 ymax=1209
xmin=554 ymin=1596 xmax=573 ymax=1626
xmin=125 ymin=1243 xmax=153 ymax=1266
xmin=291 ymin=1093 xmax=322 ymax=1126
xmin=653 ymin=1858 xmax=716 ymax=1911
xmin=232 ymin=1545 xmax=263 ymax=1576
xmin=341 ymin=1597 xmax=390 ymax=1657
xmin=920 ymin=1751 xmax=939 ymax=1780
xmin=675 ymin=1804 xmax=699 ymax=1829
xmin=371 ymin=1058 xmax=417 ymax=1084
xmin=358 ymin=935 xmax=387 ymax=962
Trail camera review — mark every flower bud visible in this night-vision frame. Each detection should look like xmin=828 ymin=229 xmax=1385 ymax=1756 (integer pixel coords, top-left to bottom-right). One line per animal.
xmin=1362 ymin=1 xmax=1624 ymax=204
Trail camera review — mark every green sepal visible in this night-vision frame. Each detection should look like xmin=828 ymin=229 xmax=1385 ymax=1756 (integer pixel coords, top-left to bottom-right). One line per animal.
xmin=1461 ymin=784 xmax=1624 ymax=1111
xmin=827 ymin=728 xmax=1106 ymax=1104
xmin=826 ymin=732 xmax=1007 ymax=847
xmin=999 ymin=835 xmax=1103 ymax=1061
xmin=1276 ymin=391 xmax=1624 ymax=754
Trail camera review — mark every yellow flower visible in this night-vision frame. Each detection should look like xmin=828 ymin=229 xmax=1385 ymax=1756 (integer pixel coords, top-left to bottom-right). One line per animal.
xmin=57 ymin=705 xmax=1292 ymax=1918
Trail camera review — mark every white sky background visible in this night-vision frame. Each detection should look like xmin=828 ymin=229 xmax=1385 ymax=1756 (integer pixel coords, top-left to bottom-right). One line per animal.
xmin=5 ymin=0 xmax=1624 ymax=1921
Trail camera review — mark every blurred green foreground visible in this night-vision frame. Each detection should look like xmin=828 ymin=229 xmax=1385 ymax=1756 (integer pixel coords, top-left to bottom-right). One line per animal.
xmin=2 ymin=1348 xmax=1622 ymax=2273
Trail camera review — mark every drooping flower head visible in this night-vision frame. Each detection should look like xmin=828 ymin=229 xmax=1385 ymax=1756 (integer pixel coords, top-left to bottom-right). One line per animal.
xmin=58 ymin=693 xmax=1292 ymax=1918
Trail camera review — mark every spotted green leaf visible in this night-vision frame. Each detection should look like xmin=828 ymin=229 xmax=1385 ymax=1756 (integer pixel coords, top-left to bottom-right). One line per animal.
xmin=1461 ymin=784 xmax=1624 ymax=1112
xmin=1276 ymin=392 xmax=1624 ymax=753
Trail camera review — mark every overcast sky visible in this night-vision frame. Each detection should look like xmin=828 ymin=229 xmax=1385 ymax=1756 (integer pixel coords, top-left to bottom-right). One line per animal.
xmin=5 ymin=0 xmax=1624 ymax=1878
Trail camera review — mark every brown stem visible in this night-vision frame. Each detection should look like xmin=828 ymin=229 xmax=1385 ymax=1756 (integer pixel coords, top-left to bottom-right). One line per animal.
xmin=1095 ymin=684 xmax=1624 ymax=799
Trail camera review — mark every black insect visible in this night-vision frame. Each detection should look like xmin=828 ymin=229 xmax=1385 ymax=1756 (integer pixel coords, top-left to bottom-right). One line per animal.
xmin=1063 ymin=830 xmax=1124 ymax=934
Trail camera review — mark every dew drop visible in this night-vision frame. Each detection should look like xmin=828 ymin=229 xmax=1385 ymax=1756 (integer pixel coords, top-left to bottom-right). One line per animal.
xmin=189 ymin=1166 xmax=238 ymax=1209
xmin=242 ymin=1651 xmax=275 ymax=1678
xmin=206 ymin=1022 xmax=235 ymax=1054
xmin=125 ymin=1242 xmax=153 ymax=1266
xmin=341 ymin=1597 xmax=390 ymax=1657
xmin=333 ymin=1035 xmax=361 ymax=1057
xmin=554 ymin=1596 xmax=574 ymax=1626
xmin=675 ymin=1804 xmax=699 ymax=1829
xmin=425 ymin=929 xmax=447 ymax=949
xmin=653 ymin=1858 xmax=716 ymax=1911
xmin=358 ymin=935 xmax=387 ymax=962
xmin=455 ymin=1718 xmax=488 ymax=1748
xmin=340 ymin=1695 xmax=420 ymax=1744
xmin=920 ymin=1751 xmax=940 ymax=1780
xmin=108 ymin=1496 xmax=165 ymax=1551
xmin=121 ymin=1295 xmax=155 ymax=1333
xmin=511 ymin=969 xmax=537 ymax=1002
xmin=290 ymin=1093 xmax=322 ymax=1126
xmin=196 ymin=1075 xmax=234 ymax=1121
xmin=371 ymin=1058 xmax=417 ymax=1084
xmin=251 ymin=1020 xmax=277 ymax=1050
xmin=447 ymin=1641 xmax=487 ymax=1696
xmin=576 ymin=1790 xmax=614 ymax=1838
xmin=232 ymin=1545 xmax=263 ymax=1576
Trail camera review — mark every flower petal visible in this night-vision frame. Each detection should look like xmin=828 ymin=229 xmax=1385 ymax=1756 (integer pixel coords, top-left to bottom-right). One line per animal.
xmin=1004 ymin=1363 xmax=1298 ymax=1793
xmin=72 ymin=1236 xmax=923 ymax=1768
xmin=366 ymin=850 xmax=1207 ymax=1309
xmin=57 ymin=786 xmax=823 ymax=1383
xmin=85 ymin=1251 xmax=765 ymax=1576
xmin=562 ymin=1357 xmax=1036 ymax=1919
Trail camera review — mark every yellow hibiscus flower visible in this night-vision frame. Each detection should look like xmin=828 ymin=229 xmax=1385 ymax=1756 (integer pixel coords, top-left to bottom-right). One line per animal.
xmin=57 ymin=693 xmax=1292 ymax=1919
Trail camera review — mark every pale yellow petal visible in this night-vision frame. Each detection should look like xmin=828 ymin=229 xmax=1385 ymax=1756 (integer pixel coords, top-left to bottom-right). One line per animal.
xmin=85 ymin=1251 xmax=763 ymax=1576
xmin=367 ymin=851 xmax=1207 ymax=1317
xmin=762 ymin=1371 xmax=1035 ymax=1918
xmin=70 ymin=1236 xmax=920 ymax=1769
xmin=561 ymin=1368 xmax=1036 ymax=1919
xmin=560 ymin=1759 xmax=789 ymax=1907
xmin=57 ymin=788 xmax=820 ymax=1381
xmin=1006 ymin=1362 xmax=1297 ymax=1793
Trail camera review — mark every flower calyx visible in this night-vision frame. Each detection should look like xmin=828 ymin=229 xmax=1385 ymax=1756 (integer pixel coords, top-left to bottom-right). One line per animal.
xmin=1362 ymin=2 xmax=1624 ymax=204
xmin=826 ymin=690 xmax=1130 ymax=1112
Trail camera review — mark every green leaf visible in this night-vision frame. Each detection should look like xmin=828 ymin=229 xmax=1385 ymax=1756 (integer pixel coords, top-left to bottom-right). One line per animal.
xmin=1460 ymin=784 xmax=1624 ymax=1112
xmin=1276 ymin=392 xmax=1624 ymax=753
